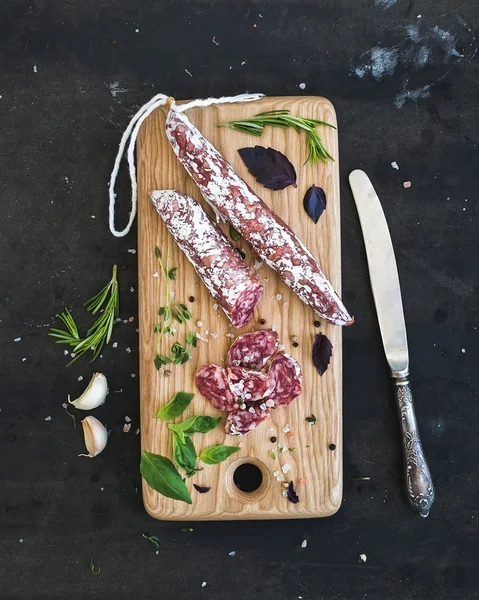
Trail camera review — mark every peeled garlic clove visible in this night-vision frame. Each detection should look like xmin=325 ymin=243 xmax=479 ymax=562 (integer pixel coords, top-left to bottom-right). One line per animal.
xmin=69 ymin=373 xmax=108 ymax=410
xmin=80 ymin=416 xmax=108 ymax=458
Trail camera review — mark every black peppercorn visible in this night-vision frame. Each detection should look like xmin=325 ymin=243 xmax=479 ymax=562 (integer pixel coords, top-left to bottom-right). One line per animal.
xmin=270 ymin=436 xmax=277 ymax=443
xmin=188 ymin=296 xmax=195 ymax=302
xmin=314 ymin=320 xmax=320 ymax=328
xmin=259 ymin=318 xmax=266 ymax=325
xmin=292 ymin=342 xmax=299 ymax=347
xmin=329 ymin=443 xmax=336 ymax=451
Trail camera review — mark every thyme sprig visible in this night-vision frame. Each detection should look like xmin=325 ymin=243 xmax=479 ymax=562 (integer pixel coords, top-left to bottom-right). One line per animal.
xmin=219 ymin=109 xmax=335 ymax=164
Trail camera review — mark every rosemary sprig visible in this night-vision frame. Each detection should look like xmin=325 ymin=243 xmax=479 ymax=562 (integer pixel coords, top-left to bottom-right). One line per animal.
xmin=49 ymin=265 xmax=119 ymax=365
xmin=219 ymin=109 xmax=335 ymax=164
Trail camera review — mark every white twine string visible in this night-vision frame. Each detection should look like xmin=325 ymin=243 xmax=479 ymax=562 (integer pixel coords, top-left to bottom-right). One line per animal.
xmin=108 ymin=92 xmax=264 ymax=237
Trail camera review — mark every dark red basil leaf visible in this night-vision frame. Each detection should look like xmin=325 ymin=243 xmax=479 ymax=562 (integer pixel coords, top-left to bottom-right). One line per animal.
xmin=238 ymin=146 xmax=297 ymax=190
xmin=303 ymin=185 xmax=326 ymax=224
xmin=312 ymin=333 xmax=333 ymax=376
xmin=287 ymin=481 xmax=299 ymax=504
xmin=193 ymin=484 xmax=211 ymax=494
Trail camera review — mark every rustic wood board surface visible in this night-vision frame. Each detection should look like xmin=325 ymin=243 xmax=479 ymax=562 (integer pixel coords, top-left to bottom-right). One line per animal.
xmin=137 ymin=96 xmax=343 ymax=520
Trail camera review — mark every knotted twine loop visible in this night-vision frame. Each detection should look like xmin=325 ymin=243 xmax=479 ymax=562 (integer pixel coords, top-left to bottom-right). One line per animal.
xmin=108 ymin=92 xmax=264 ymax=237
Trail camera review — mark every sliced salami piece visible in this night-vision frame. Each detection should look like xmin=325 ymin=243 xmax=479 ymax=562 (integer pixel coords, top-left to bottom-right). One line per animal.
xmin=195 ymin=364 xmax=238 ymax=411
xmin=165 ymin=108 xmax=353 ymax=327
xmin=227 ymin=367 xmax=275 ymax=403
xmin=151 ymin=190 xmax=263 ymax=328
xmin=267 ymin=352 xmax=303 ymax=408
xmin=226 ymin=329 xmax=279 ymax=370
xmin=225 ymin=404 xmax=270 ymax=436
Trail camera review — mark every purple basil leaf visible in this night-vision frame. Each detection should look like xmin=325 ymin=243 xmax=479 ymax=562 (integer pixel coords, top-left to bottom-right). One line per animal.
xmin=238 ymin=146 xmax=297 ymax=190
xmin=312 ymin=333 xmax=333 ymax=376
xmin=193 ymin=484 xmax=211 ymax=494
xmin=303 ymin=185 xmax=326 ymax=224
xmin=287 ymin=481 xmax=299 ymax=504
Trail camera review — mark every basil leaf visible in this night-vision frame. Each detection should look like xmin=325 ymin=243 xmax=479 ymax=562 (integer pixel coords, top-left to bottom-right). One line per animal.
xmin=238 ymin=146 xmax=297 ymax=190
xmin=155 ymin=392 xmax=194 ymax=420
xmin=168 ymin=423 xmax=186 ymax=445
xmin=199 ymin=445 xmax=240 ymax=465
xmin=179 ymin=416 xmax=222 ymax=435
xmin=312 ymin=333 xmax=333 ymax=376
xmin=173 ymin=436 xmax=197 ymax=476
xmin=140 ymin=451 xmax=192 ymax=504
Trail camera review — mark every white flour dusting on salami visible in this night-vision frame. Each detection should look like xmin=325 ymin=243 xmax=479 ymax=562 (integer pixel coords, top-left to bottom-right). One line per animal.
xmin=151 ymin=190 xmax=263 ymax=328
xmin=165 ymin=109 xmax=353 ymax=327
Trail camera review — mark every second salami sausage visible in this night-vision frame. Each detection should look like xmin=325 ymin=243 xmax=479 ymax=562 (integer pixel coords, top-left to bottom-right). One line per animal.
xmin=151 ymin=190 xmax=263 ymax=328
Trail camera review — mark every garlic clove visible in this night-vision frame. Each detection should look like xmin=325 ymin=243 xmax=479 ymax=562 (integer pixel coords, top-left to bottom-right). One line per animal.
xmin=80 ymin=416 xmax=108 ymax=458
xmin=69 ymin=373 xmax=108 ymax=410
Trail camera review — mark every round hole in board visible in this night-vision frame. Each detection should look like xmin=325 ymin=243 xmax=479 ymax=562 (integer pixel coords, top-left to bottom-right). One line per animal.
xmin=233 ymin=462 xmax=263 ymax=493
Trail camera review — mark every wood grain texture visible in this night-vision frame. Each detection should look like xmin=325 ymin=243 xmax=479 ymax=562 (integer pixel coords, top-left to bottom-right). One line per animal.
xmin=137 ymin=96 xmax=343 ymax=520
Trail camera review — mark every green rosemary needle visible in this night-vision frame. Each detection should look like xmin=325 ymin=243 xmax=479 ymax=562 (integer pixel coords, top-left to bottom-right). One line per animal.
xmin=219 ymin=109 xmax=335 ymax=164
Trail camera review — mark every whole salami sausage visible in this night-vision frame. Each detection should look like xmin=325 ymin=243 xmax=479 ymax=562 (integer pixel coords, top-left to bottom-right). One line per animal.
xmin=165 ymin=107 xmax=353 ymax=327
xmin=151 ymin=190 xmax=263 ymax=328
xmin=195 ymin=364 xmax=238 ymax=411
xmin=225 ymin=404 xmax=271 ymax=436
xmin=268 ymin=352 xmax=303 ymax=407
xmin=226 ymin=329 xmax=279 ymax=370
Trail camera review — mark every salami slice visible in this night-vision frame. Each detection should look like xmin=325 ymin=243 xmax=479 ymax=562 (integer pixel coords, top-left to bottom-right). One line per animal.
xmin=267 ymin=352 xmax=303 ymax=408
xmin=226 ymin=329 xmax=279 ymax=370
xmin=227 ymin=367 xmax=275 ymax=403
xmin=151 ymin=190 xmax=263 ymax=328
xmin=225 ymin=404 xmax=270 ymax=436
xmin=165 ymin=108 xmax=353 ymax=327
xmin=195 ymin=364 xmax=238 ymax=411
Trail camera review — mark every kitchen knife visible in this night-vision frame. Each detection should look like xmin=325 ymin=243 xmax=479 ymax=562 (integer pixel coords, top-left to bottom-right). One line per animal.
xmin=349 ymin=169 xmax=434 ymax=518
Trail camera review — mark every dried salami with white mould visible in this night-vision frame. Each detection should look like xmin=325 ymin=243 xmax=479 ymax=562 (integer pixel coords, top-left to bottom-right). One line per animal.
xmin=225 ymin=404 xmax=271 ymax=436
xmin=227 ymin=367 xmax=275 ymax=403
xmin=195 ymin=364 xmax=238 ymax=411
xmin=150 ymin=190 xmax=263 ymax=328
xmin=267 ymin=352 xmax=303 ymax=408
xmin=165 ymin=107 xmax=353 ymax=327
xmin=226 ymin=329 xmax=279 ymax=370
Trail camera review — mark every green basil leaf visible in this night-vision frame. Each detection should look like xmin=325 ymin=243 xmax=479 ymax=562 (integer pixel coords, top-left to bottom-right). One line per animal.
xmin=140 ymin=451 xmax=192 ymax=504
xmin=168 ymin=267 xmax=177 ymax=281
xmin=168 ymin=423 xmax=186 ymax=445
xmin=179 ymin=416 xmax=222 ymax=435
xmin=199 ymin=444 xmax=240 ymax=465
xmin=154 ymin=246 xmax=161 ymax=259
xmin=155 ymin=392 xmax=194 ymax=420
xmin=173 ymin=436 xmax=197 ymax=476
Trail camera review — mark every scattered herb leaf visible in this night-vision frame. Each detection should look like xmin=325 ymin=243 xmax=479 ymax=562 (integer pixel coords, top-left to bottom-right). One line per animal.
xmin=287 ymin=481 xmax=300 ymax=504
xmin=155 ymin=392 xmax=194 ymax=420
xmin=173 ymin=436 xmax=198 ymax=476
xmin=238 ymin=146 xmax=297 ymax=190
xmin=220 ymin=109 xmax=335 ymax=164
xmin=89 ymin=556 xmax=100 ymax=575
xmin=140 ymin=451 xmax=192 ymax=504
xmin=168 ymin=267 xmax=177 ymax=280
xmin=193 ymin=484 xmax=211 ymax=494
xmin=268 ymin=449 xmax=276 ymax=460
xmin=142 ymin=533 xmax=160 ymax=549
xmin=154 ymin=246 xmax=161 ymax=259
xmin=199 ymin=445 xmax=240 ymax=465
xmin=305 ymin=414 xmax=317 ymax=425
xmin=186 ymin=331 xmax=197 ymax=348
xmin=229 ymin=225 xmax=241 ymax=242
xmin=303 ymin=185 xmax=326 ymax=224
xmin=168 ymin=423 xmax=187 ymax=445
xmin=154 ymin=354 xmax=171 ymax=370
xmin=171 ymin=342 xmax=190 ymax=365
xmin=312 ymin=333 xmax=333 ymax=376
xmin=179 ymin=415 xmax=222 ymax=435
xmin=181 ymin=527 xmax=194 ymax=532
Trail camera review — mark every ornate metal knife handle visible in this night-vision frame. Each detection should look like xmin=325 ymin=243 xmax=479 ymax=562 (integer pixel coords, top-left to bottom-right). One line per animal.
xmin=392 ymin=373 xmax=435 ymax=517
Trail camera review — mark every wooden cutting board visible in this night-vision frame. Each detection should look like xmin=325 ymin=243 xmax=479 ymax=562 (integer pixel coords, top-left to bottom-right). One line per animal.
xmin=137 ymin=96 xmax=343 ymax=520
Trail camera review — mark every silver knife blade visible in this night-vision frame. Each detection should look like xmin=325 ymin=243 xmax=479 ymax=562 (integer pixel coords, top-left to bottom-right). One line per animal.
xmin=349 ymin=169 xmax=409 ymax=375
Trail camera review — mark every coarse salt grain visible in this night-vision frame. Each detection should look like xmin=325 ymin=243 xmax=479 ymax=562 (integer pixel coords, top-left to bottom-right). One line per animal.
xmin=123 ymin=423 xmax=131 ymax=433
xmin=212 ymin=304 xmax=219 ymax=310
xmin=22 ymin=358 xmax=26 ymax=362
xmin=281 ymin=464 xmax=291 ymax=474
xmin=265 ymin=399 xmax=275 ymax=408
xmin=128 ymin=316 xmax=134 ymax=322
xmin=196 ymin=333 xmax=209 ymax=343
xmin=210 ymin=332 xmax=218 ymax=339
xmin=461 ymin=348 xmax=466 ymax=353
xmin=135 ymin=428 xmax=140 ymax=435
xmin=153 ymin=272 xmax=159 ymax=278
xmin=248 ymin=407 xmax=256 ymax=413
xmin=403 ymin=181 xmax=411 ymax=188
xmin=301 ymin=539 xmax=308 ymax=548
xmin=267 ymin=427 xmax=275 ymax=433
xmin=229 ymin=551 xmax=236 ymax=556
xmin=112 ymin=342 xmax=118 ymax=348
xmin=130 ymin=287 xmax=135 ymax=292
xmin=45 ymin=416 xmax=51 ymax=421
xmin=70 ymin=353 xmax=76 ymax=358
xmin=131 ymin=373 xmax=136 ymax=378
xmin=283 ymin=424 xmax=290 ymax=433
xmin=125 ymin=416 xmax=132 ymax=423
xmin=282 ymin=490 xmax=288 ymax=497
xmin=126 ymin=347 xmax=131 ymax=353
xmin=14 ymin=337 xmax=21 ymax=342
xmin=260 ymin=403 xmax=267 ymax=411
xmin=226 ymin=333 xmax=235 ymax=338
xmin=64 ymin=349 xmax=69 ymax=356
xmin=273 ymin=471 xmax=280 ymax=477
xmin=391 ymin=161 xmax=399 ymax=170
xmin=299 ymin=82 xmax=306 ymax=90
xmin=275 ymin=293 xmax=282 ymax=301
xmin=359 ymin=554 xmax=367 ymax=563
xmin=253 ymin=260 xmax=263 ymax=270
xmin=127 ymin=248 xmax=136 ymax=254
xmin=201 ymin=582 xmax=207 ymax=588
xmin=238 ymin=441 xmax=245 ymax=448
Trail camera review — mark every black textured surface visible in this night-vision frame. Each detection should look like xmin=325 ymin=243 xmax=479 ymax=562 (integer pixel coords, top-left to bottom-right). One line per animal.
xmin=1 ymin=1 xmax=478 ymax=599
